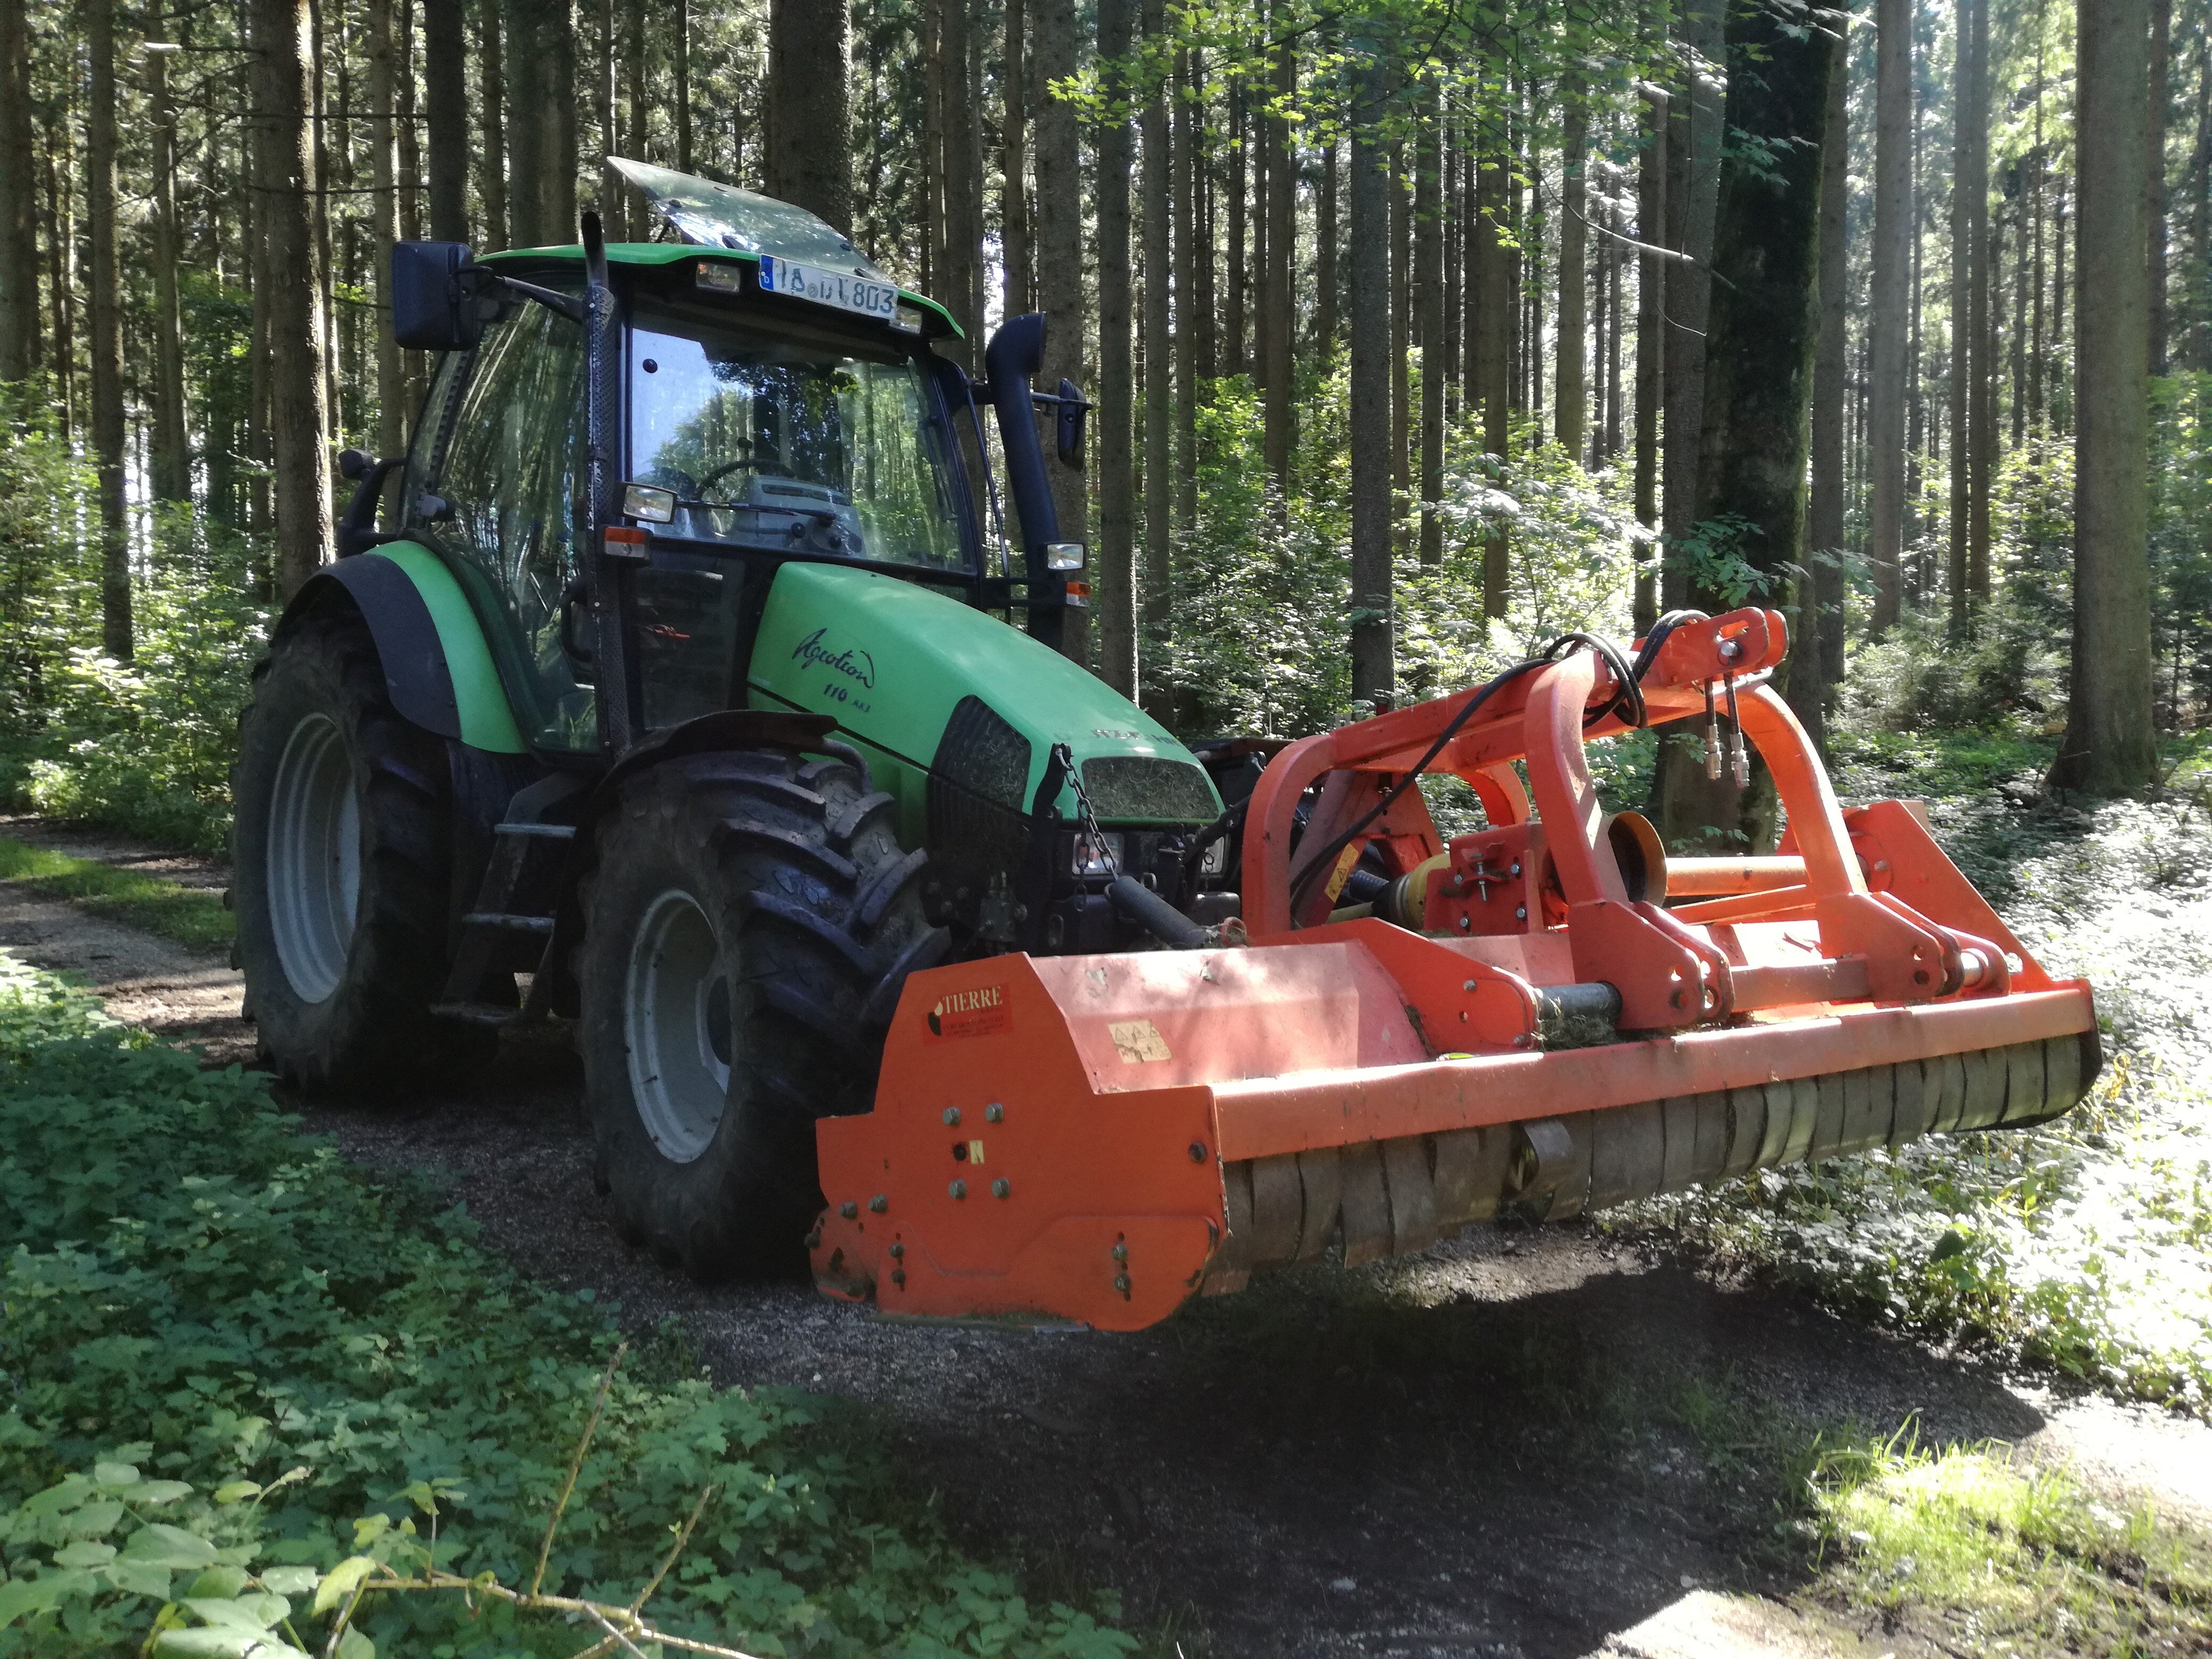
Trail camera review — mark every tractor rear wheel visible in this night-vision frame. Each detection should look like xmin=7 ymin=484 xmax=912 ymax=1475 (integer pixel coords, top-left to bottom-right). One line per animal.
xmin=576 ymin=750 xmax=934 ymax=1278
xmin=232 ymin=601 xmax=496 ymax=1093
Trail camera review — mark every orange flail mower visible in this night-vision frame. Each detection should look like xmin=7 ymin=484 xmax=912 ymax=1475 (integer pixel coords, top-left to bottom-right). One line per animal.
xmin=809 ymin=609 xmax=2099 ymax=1330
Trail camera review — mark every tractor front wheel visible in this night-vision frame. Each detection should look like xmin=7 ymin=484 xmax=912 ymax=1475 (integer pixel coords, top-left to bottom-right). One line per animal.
xmin=576 ymin=750 xmax=934 ymax=1277
xmin=232 ymin=601 xmax=496 ymax=1093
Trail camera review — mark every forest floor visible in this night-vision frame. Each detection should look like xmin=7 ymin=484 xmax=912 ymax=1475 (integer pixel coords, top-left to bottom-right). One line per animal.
xmin=5 ymin=750 xmax=2212 ymax=1659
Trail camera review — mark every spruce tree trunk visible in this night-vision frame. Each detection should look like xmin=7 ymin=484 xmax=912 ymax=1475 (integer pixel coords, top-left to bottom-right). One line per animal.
xmin=1655 ymin=0 xmax=1835 ymax=850
xmin=1191 ymin=52 xmax=1216 ymax=380
xmin=541 ymin=1 xmax=577 ymax=239
xmin=945 ymin=0 xmax=983 ymax=350
xmin=1415 ymin=97 xmax=1443 ymax=566
xmin=1225 ymin=91 xmax=1246 ymax=377
xmin=88 ymin=0 xmax=130 ymax=658
xmin=369 ymin=0 xmax=405 ymax=456
xmin=1316 ymin=137 xmax=1338 ymax=354
xmin=1260 ymin=38 xmax=1294 ymax=495
xmin=1140 ymin=0 xmax=1172 ymax=709
xmin=1866 ymin=0 xmax=1911 ymax=632
xmin=1804 ymin=32 xmax=1850 ymax=741
xmin=2149 ymin=0 xmax=2171 ymax=373
xmin=1633 ymin=86 xmax=1667 ymax=635
xmin=149 ymin=33 xmax=192 ymax=502
xmin=1556 ymin=98 xmax=1587 ymax=455
xmin=1966 ymin=0 xmax=1993 ymax=604
xmin=506 ymin=0 xmax=544 ymax=242
xmin=1172 ymin=49 xmax=1198 ymax=532
xmin=1660 ymin=0 xmax=1723 ymax=586
xmin=1390 ymin=141 xmax=1410 ymax=546
xmin=2050 ymin=0 xmax=2156 ymax=794
xmin=254 ymin=0 xmax=334 ymax=597
xmin=675 ymin=0 xmax=692 ymax=172
xmin=0 ymin=0 xmax=38 ymax=382
xmin=1348 ymin=58 xmax=1394 ymax=707
xmin=920 ymin=0 xmax=946 ymax=295
xmin=767 ymin=0 xmax=852 ymax=230
xmin=1475 ymin=133 xmax=1510 ymax=617
xmin=479 ymin=0 xmax=507 ymax=247
xmin=1095 ymin=0 xmax=1136 ymax=698
xmin=1002 ymin=0 xmax=1030 ymax=316
xmin=1032 ymin=0 xmax=1087 ymax=660
xmin=424 ymin=0 xmax=470 ymax=240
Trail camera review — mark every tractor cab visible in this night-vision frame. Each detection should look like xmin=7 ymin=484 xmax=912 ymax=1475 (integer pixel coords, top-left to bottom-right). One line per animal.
xmin=371 ymin=158 xmax=1090 ymax=763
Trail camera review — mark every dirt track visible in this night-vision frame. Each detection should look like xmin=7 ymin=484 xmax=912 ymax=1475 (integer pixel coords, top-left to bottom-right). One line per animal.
xmin=5 ymin=811 xmax=2209 ymax=1659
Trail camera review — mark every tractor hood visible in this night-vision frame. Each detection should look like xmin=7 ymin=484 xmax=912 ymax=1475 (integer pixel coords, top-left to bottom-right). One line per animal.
xmin=747 ymin=562 xmax=1220 ymax=854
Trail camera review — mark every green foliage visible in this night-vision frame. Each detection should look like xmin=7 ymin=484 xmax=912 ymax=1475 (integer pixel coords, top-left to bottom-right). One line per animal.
xmin=1149 ymin=365 xmax=1646 ymax=740
xmin=0 ymin=489 xmax=268 ymax=853
xmin=0 ymin=956 xmax=1133 ymax=1657
xmin=0 ymin=839 xmax=232 ymax=954
xmin=1617 ymin=733 xmax=2212 ymax=1416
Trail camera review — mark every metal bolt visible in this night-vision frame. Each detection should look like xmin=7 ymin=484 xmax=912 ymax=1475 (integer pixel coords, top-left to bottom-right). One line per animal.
xmin=1456 ymin=915 xmax=1472 ymax=932
xmin=949 ymin=1179 xmax=967 ymax=1199
xmin=891 ymin=1267 xmax=907 ymax=1286
xmin=943 ymin=1107 xmax=962 ymax=1126
xmin=1515 ymin=906 xmax=1528 ymax=920
xmin=1112 ymin=1242 xmax=1128 ymax=1262
xmin=803 ymin=1231 xmax=821 ymax=1251
xmin=839 ymin=1201 xmax=859 ymax=1220
xmin=1510 ymin=861 xmax=1522 ymax=877
xmin=1512 ymin=1033 xmax=1533 ymax=1049
xmin=889 ymin=1241 xmax=905 ymax=1258
xmin=868 ymin=1194 xmax=888 ymax=1213
xmin=992 ymin=1177 xmax=1010 ymax=1198
xmin=985 ymin=1103 xmax=1004 ymax=1122
xmin=1188 ymin=1142 xmax=1207 ymax=1163
xmin=1462 ymin=979 xmax=1478 ymax=993
xmin=1113 ymin=1273 xmax=1132 ymax=1294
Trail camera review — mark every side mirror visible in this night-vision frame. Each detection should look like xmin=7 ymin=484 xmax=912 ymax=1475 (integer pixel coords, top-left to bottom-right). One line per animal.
xmin=391 ymin=240 xmax=481 ymax=351
xmin=1054 ymin=378 xmax=1088 ymax=469
xmin=337 ymin=446 xmax=374 ymax=482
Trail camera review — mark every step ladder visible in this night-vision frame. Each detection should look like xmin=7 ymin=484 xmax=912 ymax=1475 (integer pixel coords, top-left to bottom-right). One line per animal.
xmin=431 ymin=776 xmax=585 ymax=1029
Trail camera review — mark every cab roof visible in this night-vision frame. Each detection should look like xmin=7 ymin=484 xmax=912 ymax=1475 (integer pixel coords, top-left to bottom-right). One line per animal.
xmin=480 ymin=156 xmax=964 ymax=340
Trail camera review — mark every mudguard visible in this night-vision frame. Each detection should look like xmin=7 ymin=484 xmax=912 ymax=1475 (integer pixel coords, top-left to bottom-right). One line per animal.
xmin=286 ymin=543 xmax=527 ymax=754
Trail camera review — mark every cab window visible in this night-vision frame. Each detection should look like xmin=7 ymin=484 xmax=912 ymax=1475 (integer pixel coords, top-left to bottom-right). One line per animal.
xmin=418 ymin=293 xmax=595 ymax=751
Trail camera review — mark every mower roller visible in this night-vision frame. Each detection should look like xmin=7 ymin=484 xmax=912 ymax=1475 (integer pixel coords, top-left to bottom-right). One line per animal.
xmin=228 ymin=162 xmax=2096 ymax=1334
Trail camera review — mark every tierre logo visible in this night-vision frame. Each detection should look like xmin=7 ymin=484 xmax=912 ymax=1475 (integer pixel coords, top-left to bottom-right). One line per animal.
xmin=926 ymin=983 xmax=1011 ymax=1041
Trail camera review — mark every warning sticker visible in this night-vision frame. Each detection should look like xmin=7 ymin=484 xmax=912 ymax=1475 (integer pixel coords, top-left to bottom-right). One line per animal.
xmin=1108 ymin=1018 xmax=1174 ymax=1063
xmin=926 ymin=983 xmax=1011 ymax=1041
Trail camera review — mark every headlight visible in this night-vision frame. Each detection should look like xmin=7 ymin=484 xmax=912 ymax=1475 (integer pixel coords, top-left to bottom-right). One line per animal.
xmin=1071 ymin=831 xmax=1123 ymax=877
xmin=1044 ymin=541 xmax=1087 ymax=572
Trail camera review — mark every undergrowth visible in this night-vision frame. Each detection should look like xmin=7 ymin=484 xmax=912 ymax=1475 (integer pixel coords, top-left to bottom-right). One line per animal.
xmin=0 ymin=955 xmax=1132 ymax=1658
xmin=0 ymin=838 xmax=232 ymax=953
xmin=1620 ymin=729 xmax=2212 ymax=1415
xmin=1675 ymin=1386 xmax=2212 ymax=1655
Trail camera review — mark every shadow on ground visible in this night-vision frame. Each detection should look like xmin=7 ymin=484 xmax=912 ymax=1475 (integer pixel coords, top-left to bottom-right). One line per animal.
xmin=290 ymin=1038 xmax=2044 ymax=1659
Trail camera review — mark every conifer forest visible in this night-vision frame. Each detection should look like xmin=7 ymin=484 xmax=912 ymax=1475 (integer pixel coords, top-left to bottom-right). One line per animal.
xmin=6 ymin=0 xmax=2212 ymax=1654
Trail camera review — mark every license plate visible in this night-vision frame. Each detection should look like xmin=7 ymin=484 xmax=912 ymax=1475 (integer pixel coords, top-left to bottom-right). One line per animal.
xmin=758 ymin=256 xmax=900 ymax=323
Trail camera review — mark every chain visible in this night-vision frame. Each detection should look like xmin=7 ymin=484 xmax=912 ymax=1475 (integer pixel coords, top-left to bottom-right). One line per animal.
xmin=1054 ymin=743 xmax=1120 ymax=882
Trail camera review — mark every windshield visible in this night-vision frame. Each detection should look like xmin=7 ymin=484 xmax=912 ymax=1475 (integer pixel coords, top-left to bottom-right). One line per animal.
xmin=627 ymin=308 xmax=970 ymax=573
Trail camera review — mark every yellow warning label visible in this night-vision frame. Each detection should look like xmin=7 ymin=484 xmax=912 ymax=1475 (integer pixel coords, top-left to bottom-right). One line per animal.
xmin=1322 ymin=841 xmax=1365 ymax=906
xmin=967 ymin=1139 xmax=986 ymax=1164
xmin=1107 ymin=1019 xmax=1174 ymax=1063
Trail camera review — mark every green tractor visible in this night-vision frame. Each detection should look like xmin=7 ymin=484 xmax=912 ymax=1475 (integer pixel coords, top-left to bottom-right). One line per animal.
xmin=234 ymin=161 xmax=1232 ymax=1275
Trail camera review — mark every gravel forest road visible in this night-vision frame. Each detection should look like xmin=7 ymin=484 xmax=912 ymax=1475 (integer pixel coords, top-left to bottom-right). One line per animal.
xmin=5 ymin=810 xmax=2207 ymax=1659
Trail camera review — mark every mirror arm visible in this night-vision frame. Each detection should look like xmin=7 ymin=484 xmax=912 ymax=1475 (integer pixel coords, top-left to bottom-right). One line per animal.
xmin=465 ymin=266 xmax=586 ymax=325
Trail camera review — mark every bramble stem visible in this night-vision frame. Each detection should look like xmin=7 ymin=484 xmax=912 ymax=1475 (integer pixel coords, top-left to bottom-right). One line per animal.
xmin=529 ymin=1340 xmax=627 ymax=1597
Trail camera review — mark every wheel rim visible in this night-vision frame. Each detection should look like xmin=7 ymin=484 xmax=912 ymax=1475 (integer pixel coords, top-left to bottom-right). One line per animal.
xmin=625 ymin=889 xmax=733 ymax=1163
xmin=266 ymin=713 xmax=361 ymax=1005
